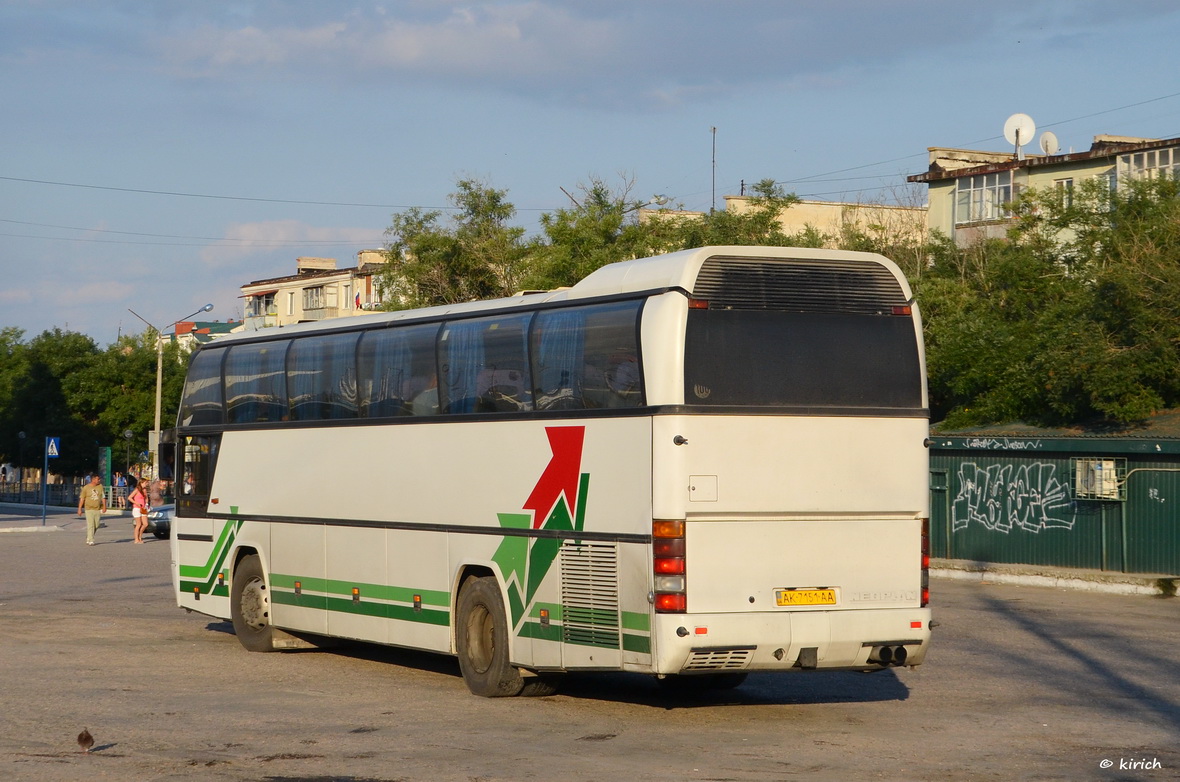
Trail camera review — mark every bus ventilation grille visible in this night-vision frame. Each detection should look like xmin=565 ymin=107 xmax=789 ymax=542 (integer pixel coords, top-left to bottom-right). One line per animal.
xmin=683 ymin=648 xmax=754 ymax=671
xmin=693 ymin=257 xmax=908 ymax=315
xmin=560 ymin=541 xmax=621 ymax=649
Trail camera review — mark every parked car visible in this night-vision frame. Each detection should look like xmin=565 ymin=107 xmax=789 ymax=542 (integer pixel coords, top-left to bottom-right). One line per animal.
xmin=146 ymin=504 xmax=172 ymax=539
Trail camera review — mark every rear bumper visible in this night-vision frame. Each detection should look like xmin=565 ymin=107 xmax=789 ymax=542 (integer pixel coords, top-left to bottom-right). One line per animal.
xmin=647 ymin=606 xmax=932 ymax=675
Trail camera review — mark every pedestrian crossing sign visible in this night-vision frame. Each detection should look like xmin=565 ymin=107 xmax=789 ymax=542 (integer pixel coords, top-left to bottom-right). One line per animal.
xmin=46 ymin=437 xmax=60 ymax=458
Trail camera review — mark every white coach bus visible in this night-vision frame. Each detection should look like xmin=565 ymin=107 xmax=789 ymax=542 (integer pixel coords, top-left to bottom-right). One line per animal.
xmin=170 ymin=245 xmax=932 ymax=697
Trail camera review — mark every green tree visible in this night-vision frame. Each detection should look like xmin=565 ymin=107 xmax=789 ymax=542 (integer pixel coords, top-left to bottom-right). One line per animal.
xmin=527 ymin=175 xmax=665 ymax=290
xmin=919 ymin=175 xmax=1180 ymax=427
xmin=656 ymin=178 xmax=801 ymax=249
xmin=380 ymin=179 xmax=533 ymax=308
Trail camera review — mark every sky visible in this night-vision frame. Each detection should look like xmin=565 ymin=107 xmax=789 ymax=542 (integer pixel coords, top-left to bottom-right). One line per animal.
xmin=3 ymin=1 xmax=1180 ymax=346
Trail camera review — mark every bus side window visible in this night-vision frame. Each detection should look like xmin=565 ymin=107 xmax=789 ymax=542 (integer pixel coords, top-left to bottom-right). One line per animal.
xmin=441 ymin=314 xmax=532 ymax=414
xmin=288 ymin=332 xmax=359 ymax=421
xmin=179 ymin=347 xmax=226 ymax=426
xmin=225 ymin=341 xmax=290 ymax=424
xmin=358 ymin=323 xmax=440 ymax=418
xmin=178 ymin=434 xmax=221 ymax=517
xmin=579 ymin=300 xmax=644 ymax=409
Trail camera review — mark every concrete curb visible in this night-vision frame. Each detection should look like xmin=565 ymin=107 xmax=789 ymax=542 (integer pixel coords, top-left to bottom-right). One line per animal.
xmin=932 ymin=558 xmax=1179 ymax=597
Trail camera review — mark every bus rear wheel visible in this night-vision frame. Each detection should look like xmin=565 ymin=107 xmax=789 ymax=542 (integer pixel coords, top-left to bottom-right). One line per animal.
xmin=230 ymin=554 xmax=276 ymax=652
xmin=456 ymin=576 xmax=524 ymax=697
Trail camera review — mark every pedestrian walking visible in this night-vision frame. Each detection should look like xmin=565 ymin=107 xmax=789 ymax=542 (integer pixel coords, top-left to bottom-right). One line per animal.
xmin=76 ymin=474 xmax=107 ymax=546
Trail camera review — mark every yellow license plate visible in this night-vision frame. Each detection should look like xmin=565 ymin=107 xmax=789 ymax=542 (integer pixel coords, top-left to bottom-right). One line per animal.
xmin=776 ymin=588 xmax=837 ymax=607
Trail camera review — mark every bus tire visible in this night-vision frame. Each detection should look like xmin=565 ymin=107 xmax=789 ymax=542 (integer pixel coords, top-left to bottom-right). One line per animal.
xmin=230 ymin=554 xmax=276 ymax=652
xmin=456 ymin=576 xmax=524 ymax=697
xmin=519 ymin=674 xmax=561 ymax=697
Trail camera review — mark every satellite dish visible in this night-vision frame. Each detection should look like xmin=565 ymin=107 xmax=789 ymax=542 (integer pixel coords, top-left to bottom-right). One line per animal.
xmin=1003 ymin=113 xmax=1036 ymax=159
xmin=1039 ymin=131 xmax=1059 ymax=156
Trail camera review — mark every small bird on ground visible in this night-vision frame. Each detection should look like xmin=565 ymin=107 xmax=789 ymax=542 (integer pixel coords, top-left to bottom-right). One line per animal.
xmin=77 ymin=728 xmax=94 ymax=753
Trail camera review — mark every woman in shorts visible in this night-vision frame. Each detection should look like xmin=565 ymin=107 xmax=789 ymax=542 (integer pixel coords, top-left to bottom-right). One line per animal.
xmin=129 ymin=479 xmax=150 ymax=544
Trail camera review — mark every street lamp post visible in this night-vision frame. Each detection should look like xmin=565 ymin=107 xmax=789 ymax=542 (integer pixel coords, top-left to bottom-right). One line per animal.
xmin=17 ymin=430 xmax=25 ymax=499
xmin=128 ymin=304 xmax=214 ymax=478
xmin=123 ymin=429 xmax=134 ymax=473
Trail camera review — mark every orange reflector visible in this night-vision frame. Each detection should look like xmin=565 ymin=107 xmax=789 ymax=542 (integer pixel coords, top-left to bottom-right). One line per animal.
xmin=653 ymin=519 xmax=685 ymax=538
xmin=694 ymin=627 xmax=708 ymax=635
xmin=911 ymin=621 xmax=923 ymax=629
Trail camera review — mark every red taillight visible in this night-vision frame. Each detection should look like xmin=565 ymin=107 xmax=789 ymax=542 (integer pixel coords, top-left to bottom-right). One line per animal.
xmin=654 ymin=593 xmax=687 ymax=612
xmin=654 ymin=557 xmax=685 ymax=575
xmin=892 ymin=304 xmax=913 ymax=315
xmin=687 ymin=298 xmax=709 ymax=310
xmin=654 ymin=519 xmax=687 ymax=613
xmin=920 ymin=517 xmax=930 ymax=607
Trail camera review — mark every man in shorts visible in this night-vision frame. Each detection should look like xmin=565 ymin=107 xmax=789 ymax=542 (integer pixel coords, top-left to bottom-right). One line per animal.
xmin=77 ymin=474 xmax=107 ymax=546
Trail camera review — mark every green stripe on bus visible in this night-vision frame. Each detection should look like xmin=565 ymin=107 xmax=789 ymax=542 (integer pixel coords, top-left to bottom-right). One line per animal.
xmin=266 ymin=592 xmax=450 ymax=626
xmin=622 ymin=633 xmax=651 ymax=654
xmin=269 ymin=573 xmax=449 ymax=607
xmin=177 ymin=518 xmax=239 ymax=580
xmin=621 ymin=611 xmax=650 ymax=632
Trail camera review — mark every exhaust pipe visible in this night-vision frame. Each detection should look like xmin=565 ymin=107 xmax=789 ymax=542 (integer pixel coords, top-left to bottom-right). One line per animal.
xmin=868 ymin=645 xmax=909 ymax=666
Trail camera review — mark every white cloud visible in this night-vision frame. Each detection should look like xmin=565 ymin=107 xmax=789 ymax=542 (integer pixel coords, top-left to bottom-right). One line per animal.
xmin=197 ymin=220 xmax=383 ymax=269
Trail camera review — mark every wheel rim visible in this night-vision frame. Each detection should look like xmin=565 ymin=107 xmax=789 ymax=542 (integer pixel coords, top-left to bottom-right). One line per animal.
xmin=239 ymin=576 xmax=269 ymax=630
xmin=466 ymin=603 xmax=494 ymax=675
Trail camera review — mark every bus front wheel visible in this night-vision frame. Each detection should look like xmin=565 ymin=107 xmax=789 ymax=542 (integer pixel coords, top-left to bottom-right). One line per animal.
xmin=230 ymin=554 xmax=276 ymax=652
xmin=456 ymin=576 xmax=524 ymax=697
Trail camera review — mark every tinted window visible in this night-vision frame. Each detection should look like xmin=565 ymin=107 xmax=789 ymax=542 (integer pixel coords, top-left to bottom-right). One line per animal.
xmin=531 ymin=300 xmax=643 ymax=410
xmin=179 ymin=348 xmax=225 ymax=426
xmin=440 ymin=313 xmax=532 ymax=414
xmin=357 ymin=323 xmax=441 ymax=417
xmin=288 ymin=332 xmax=359 ymax=421
xmin=684 ymin=310 xmax=921 ymax=408
xmin=225 ymin=341 xmax=290 ymax=424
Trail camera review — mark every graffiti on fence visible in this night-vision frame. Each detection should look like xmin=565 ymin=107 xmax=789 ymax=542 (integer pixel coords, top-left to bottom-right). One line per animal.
xmin=963 ymin=437 xmax=1044 ymax=451
xmin=952 ymin=462 xmax=1075 ymax=533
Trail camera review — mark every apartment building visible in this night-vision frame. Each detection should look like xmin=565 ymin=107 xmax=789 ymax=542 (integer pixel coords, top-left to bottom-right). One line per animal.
xmin=240 ymin=250 xmax=387 ymax=330
xmin=908 ymin=133 xmax=1180 ymax=245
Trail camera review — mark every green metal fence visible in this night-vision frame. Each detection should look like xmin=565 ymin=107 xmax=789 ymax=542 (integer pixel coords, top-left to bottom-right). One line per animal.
xmin=930 ymin=436 xmax=1180 ymax=576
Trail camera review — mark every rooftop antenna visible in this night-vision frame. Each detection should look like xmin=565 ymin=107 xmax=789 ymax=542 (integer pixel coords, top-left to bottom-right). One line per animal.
xmin=1039 ymin=131 xmax=1059 ymax=156
xmin=710 ymin=126 xmax=717 ymax=213
xmin=1003 ymin=113 xmax=1036 ymax=161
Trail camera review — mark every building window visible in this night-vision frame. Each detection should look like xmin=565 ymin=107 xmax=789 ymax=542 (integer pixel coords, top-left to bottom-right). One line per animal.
xmin=955 ymin=171 xmax=1013 ymax=224
xmin=1118 ymin=147 xmax=1179 ymax=182
xmin=303 ymin=286 xmax=325 ymax=311
xmin=287 ymin=291 xmax=295 ymax=316
xmin=247 ymin=293 xmax=275 ymax=317
xmin=1054 ymin=178 xmax=1074 ymax=208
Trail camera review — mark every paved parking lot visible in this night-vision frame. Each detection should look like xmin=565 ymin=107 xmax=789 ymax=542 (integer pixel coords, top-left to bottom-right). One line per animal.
xmin=2 ymin=508 xmax=1179 ymax=781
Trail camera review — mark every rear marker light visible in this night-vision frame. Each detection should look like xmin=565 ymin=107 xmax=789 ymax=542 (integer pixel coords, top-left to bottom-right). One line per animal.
xmin=352 ymin=587 xmax=361 ymax=603
xmin=892 ymin=304 xmax=913 ymax=315
xmin=654 ymin=593 xmax=686 ymax=613
xmin=654 ymin=519 xmax=687 ymax=614
xmin=654 ymin=557 xmax=685 ymax=575
xmin=920 ymin=517 xmax=930 ymax=608
xmin=688 ymin=298 xmax=709 ymax=310
xmin=911 ymin=621 xmax=923 ymax=629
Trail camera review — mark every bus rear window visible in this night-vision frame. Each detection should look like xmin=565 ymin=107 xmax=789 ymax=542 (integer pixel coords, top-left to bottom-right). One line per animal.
xmin=684 ymin=309 xmax=922 ymax=409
